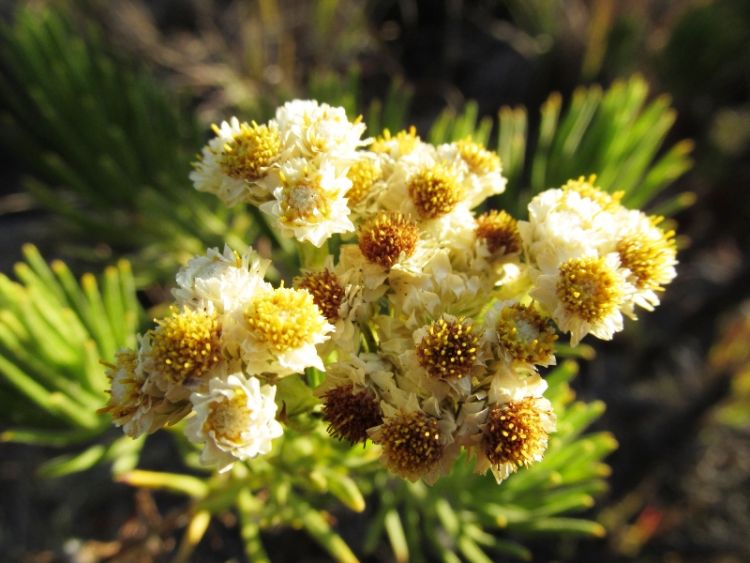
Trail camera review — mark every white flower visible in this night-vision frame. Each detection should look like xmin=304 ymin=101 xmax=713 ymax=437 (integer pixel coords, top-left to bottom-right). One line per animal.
xmin=259 ymin=159 xmax=354 ymax=246
xmin=226 ymin=286 xmax=334 ymax=376
xmin=186 ymin=373 xmax=283 ymax=473
xmin=379 ymin=148 xmax=469 ymax=222
xmin=532 ymin=252 xmax=634 ymax=346
xmin=275 ymin=100 xmax=367 ymax=162
xmin=519 ymin=179 xmax=624 ymax=272
xmin=100 ymin=348 xmax=190 ymax=438
xmin=173 ymin=245 xmax=271 ymax=315
xmin=475 ymin=370 xmax=556 ymax=484
xmin=189 ymin=117 xmax=282 ymax=206
xmin=437 ymin=139 xmax=507 ymax=207
xmin=606 ymin=209 xmax=678 ymax=312
xmin=482 ymin=301 xmax=557 ymax=367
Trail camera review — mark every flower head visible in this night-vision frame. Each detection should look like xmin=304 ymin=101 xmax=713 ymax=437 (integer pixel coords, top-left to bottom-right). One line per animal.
xmin=476 ymin=210 xmax=522 ymax=258
xmin=612 ymin=210 xmax=678 ymax=311
xmin=186 ymin=373 xmax=283 ymax=472
xmin=236 ymin=286 xmax=333 ymax=376
xmin=370 ymin=411 xmax=445 ymax=482
xmin=260 ymin=159 xmax=354 ymax=246
xmin=99 ymin=348 xmax=189 ymax=437
xmin=173 ymin=245 xmax=271 ymax=315
xmin=358 ymin=212 xmax=419 ymax=268
xmin=275 ymin=100 xmax=366 ymax=161
xmin=533 ymin=253 xmax=632 ymax=345
xmin=487 ymin=303 xmax=557 ymax=366
xmin=481 ymin=396 xmax=555 ymax=483
xmin=322 ymin=384 xmax=383 ymax=443
xmin=144 ymin=308 xmax=223 ymax=400
xmin=415 ymin=316 xmax=479 ymax=379
xmin=407 ymin=162 xmax=464 ymax=219
xmin=190 ymin=117 xmax=281 ymax=206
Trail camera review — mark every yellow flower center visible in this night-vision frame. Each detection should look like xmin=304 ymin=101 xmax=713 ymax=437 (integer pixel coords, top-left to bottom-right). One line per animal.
xmin=219 ymin=121 xmax=281 ymax=180
xmin=346 ymin=158 xmax=381 ymax=206
xmin=322 ymin=384 xmax=383 ymax=444
xmin=495 ymin=304 xmax=557 ymax=364
xmin=416 ymin=317 xmax=478 ymax=379
xmin=408 ymin=163 xmax=464 ymax=219
xmin=378 ymin=412 xmax=443 ymax=479
xmin=563 ymin=175 xmax=623 ymax=211
xmin=296 ymin=270 xmax=345 ymax=321
xmin=616 ymin=221 xmax=676 ymax=290
xmin=556 ymin=257 xmax=623 ymax=323
xmin=280 ymin=181 xmax=331 ymax=224
xmin=244 ymin=287 xmax=326 ymax=351
xmin=476 ymin=210 xmax=522 ymax=256
xmin=455 ymin=138 xmax=501 ymax=175
xmin=370 ymin=126 xmax=420 ymax=155
xmin=149 ymin=309 xmax=222 ymax=384
xmin=358 ymin=212 xmax=418 ymax=268
xmin=203 ymin=392 xmax=252 ymax=443
xmin=483 ymin=398 xmax=550 ymax=469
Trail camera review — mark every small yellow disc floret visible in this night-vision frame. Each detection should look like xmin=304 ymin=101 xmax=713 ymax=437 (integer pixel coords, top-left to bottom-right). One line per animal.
xmin=245 ymin=287 xmax=327 ymax=352
xmin=149 ymin=309 xmax=222 ymax=384
xmin=483 ymin=398 xmax=550 ymax=469
xmin=416 ymin=317 xmax=478 ymax=379
xmin=408 ymin=163 xmax=464 ymax=219
xmin=346 ymin=158 xmax=381 ymax=205
xmin=556 ymin=257 xmax=623 ymax=323
xmin=495 ymin=304 xmax=557 ymax=365
xmin=616 ymin=219 xmax=677 ymax=291
xmin=219 ymin=121 xmax=281 ymax=180
xmin=203 ymin=391 xmax=252 ymax=443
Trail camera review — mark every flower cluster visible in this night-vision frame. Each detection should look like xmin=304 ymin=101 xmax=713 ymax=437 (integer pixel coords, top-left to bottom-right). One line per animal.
xmin=103 ymin=101 xmax=677 ymax=483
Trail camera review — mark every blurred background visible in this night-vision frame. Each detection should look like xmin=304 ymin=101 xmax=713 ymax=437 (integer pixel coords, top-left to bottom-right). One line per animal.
xmin=0 ymin=0 xmax=749 ymax=561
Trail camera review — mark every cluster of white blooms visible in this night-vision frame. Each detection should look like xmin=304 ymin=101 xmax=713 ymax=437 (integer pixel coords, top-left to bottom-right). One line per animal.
xmin=103 ymin=101 xmax=677 ymax=484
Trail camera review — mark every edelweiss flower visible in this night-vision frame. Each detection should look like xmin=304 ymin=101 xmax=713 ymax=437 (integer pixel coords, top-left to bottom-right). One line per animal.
xmin=186 ymin=373 xmax=283 ymax=472
xmin=382 ymin=156 xmax=468 ymax=221
xmin=389 ymin=315 xmax=483 ymax=402
xmin=369 ymin=393 xmax=460 ymax=484
xmin=230 ymin=286 xmax=333 ymax=376
xmin=370 ymin=126 xmax=426 ymax=160
xmin=519 ymin=178 xmax=624 ymax=272
xmin=437 ymin=138 xmax=507 ymax=207
xmin=475 ymin=370 xmax=556 ymax=483
xmin=173 ymin=245 xmax=271 ymax=315
xmin=259 ymin=159 xmax=354 ymax=246
xmin=608 ymin=209 xmax=678 ymax=311
xmin=99 ymin=348 xmax=189 ymax=438
xmin=275 ymin=100 xmax=367 ymax=162
xmin=141 ymin=307 xmax=224 ymax=401
xmin=483 ymin=302 xmax=557 ymax=367
xmin=532 ymin=253 xmax=633 ymax=345
xmin=190 ymin=117 xmax=282 ymax=206
xmin=345 ymin=151 xmax=386 ymax=217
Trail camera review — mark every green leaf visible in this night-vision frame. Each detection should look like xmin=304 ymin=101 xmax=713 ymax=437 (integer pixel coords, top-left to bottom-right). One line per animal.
xmin=276 ymin=374 xmax=320 ymax=418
